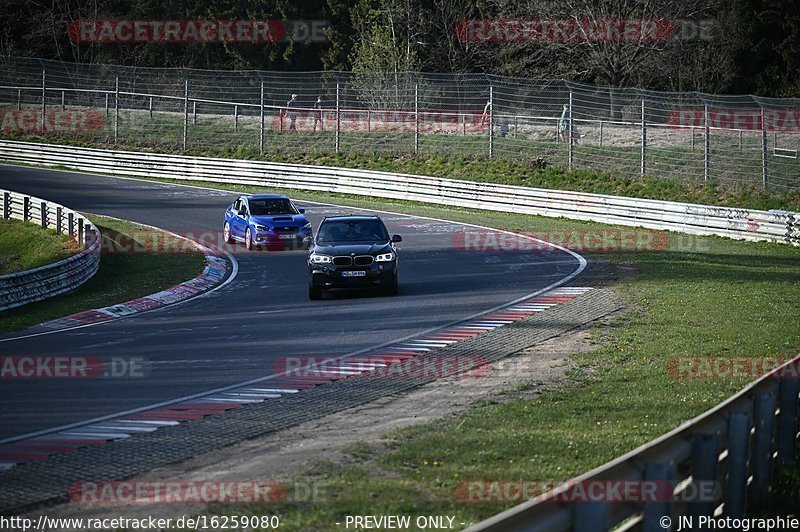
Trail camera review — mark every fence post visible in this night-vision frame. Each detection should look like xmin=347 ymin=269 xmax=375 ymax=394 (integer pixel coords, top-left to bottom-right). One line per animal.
xmin=183 ymin=78 xmax=188 ymax=150
xmin=41 ymin=70 xmax=45 ymax=133
xmin=259 ymin=81 xmax=264 ymax=155
xmin=335 ymin=81 xmax=340 ymax=152
xmin=738 ymin=130 xmax=743 ymax=152
xmin=513 ymin=115 xmax=518 ymax=138
xmin=17 ymin=88 xmax=21 ymax=110
xmin=488 ymin=84 xmax=494 ymax=158
xmin=691 ymin=126 xmax=695 ymax=151
xmin=67 ymin=212 xmax=74 ymax=238
xmin=23 ymin=196 xmax=30 ymax=222
xmin=641 ymin=97 xmax=647 ymax=177
xmin=40 ymin=201 xmax=47 ymax=228
xmin=643 ymin=462 xmax=674 ymax=532
xmin=3 ymin=192 xmax=9 ymax=219
xmin=148 ymin=96 xmax=153 ymax=119
xmin=574 ymin=502 xmax=609 ymax=532
xmin=703 ymin=103 xmax=710 ymax=182
xmin=56 ymin=206 xmax=63 ymax=233
xmin=77 ymin=218 xmax=84 ymax=248
xmin=61 ymin=90 xmax=65 ymax=112
xmin=776 ymin=377 xmax=799 ymax=468
xmin=192 ymin=100 xmax=197 ymax=125
xmin=726 ymin=411 xmax=751 ymax=518
xmin=599 ymin=121 xmax=603 ymax=148
xmin=751 ymin=390 xmax=777 ymax=509
xmin=234 ymin=104 xmax=238 ymax=130
xmin=105 ymin=93 xmax=109 ymax=117
xmin=688 ymin=433 xmax=720 ymax=518
xmin=114 ymin=77 xmax=119 ymax=144
xmin=761 ymin=109 xmax=769 ymax=189
xmin=568 ymin=90 xmax=574 ymax=171
xmin=414 ymin=83 xmax=419 ymax=155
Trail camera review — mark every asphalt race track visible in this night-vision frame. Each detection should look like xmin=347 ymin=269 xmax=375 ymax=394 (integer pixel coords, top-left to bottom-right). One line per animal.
xmin=0 ymin=163 xmax=583 ymax=441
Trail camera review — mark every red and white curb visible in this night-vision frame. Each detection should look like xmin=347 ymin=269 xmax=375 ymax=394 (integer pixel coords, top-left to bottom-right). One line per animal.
xmin=0 ymin=286 xmax=590 ymax=470
xmin=10 ymin=232 xmax=230 ymax=335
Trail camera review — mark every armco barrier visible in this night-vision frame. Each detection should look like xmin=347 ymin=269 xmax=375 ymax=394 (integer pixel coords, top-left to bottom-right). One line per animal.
xmin=0 ymin=188 xmax=100 ymax=311
xmin=464 ymin=354 xmax=800 ymax=531
xmin=0 ymin=140 xmax=797 ymax=246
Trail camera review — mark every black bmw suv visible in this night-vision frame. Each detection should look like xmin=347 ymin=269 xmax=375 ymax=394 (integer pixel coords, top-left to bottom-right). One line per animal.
xmin=307 ymin=215 xmax=402 ymax=300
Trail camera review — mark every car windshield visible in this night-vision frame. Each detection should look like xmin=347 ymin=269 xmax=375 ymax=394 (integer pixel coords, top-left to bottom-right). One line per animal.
xmin=317 ymin=220 xmax=389 ymax=242
xmin=249 ymin=198 xmax=297 ymax=215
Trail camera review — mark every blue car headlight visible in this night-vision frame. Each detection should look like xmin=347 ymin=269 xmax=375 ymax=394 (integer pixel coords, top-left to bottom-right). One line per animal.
xmin=310 ymin=253 xmax=332 ymax=264
xmin=253 ymin=224 xmax=269 ymax=232
xmin=302 ymin=222 xmax=312 ymax=231
xmin=375 ymin=252 xmax=395 ymax=262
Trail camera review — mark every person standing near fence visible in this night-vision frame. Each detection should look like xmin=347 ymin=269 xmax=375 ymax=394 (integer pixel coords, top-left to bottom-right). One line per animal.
xmin=481 ymin=99 xmax=492 ymax=135
xmin=313 ymin=96 xmax=324 ymax=132
xmin=285 ymin=94 xmax=299 ymax=131
xmin=558 ymin=103 xmax=570 ymax=143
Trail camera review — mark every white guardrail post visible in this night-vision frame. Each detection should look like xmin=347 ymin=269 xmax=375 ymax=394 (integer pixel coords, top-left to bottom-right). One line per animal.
xmin=0 ymin=188 xmax=100 ymax=311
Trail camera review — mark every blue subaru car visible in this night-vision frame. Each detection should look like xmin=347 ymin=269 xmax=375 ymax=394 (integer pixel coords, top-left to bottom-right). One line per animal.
xmin=223 ymin=194 xmax=312 ymax=250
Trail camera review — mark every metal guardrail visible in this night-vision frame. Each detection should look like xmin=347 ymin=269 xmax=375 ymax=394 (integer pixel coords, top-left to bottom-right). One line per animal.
xmin=0 ymin=140 xmax=797 ymax=246
xmin=0 ymin=188 xmax=100 ymax=311
xmin=465 ymin=354 xmax=800 ymax=531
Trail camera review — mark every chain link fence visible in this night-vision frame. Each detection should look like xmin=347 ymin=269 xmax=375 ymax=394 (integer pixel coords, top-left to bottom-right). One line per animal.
xmin=1 ymin=57 xmax=798 ymax=189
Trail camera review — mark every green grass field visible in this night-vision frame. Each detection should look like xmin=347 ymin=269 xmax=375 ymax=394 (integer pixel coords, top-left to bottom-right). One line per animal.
xmin=0 ymin=218 xmax=78 ymax=275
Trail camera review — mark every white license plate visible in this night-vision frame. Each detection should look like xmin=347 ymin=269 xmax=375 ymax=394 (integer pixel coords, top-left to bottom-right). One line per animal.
xmin=278 ymin=234 xmax=295 ymax=239
xmin=341 ymin=270 xmax=367 ymax=277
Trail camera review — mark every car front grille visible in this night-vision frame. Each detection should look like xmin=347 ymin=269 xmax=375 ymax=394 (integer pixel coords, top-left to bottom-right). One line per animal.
xmin=273 ymin=226 xmax=295 ymax=233
xmin=333 ymin=256 xmax=353 ymax=266
xmin=354 ymin=255 xmax=374 ymax=266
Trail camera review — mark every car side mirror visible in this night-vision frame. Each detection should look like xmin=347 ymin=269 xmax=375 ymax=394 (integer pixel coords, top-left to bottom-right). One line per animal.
xmin=298 ymin=208 xmax=305 ymax=214
xmin=391 ymin=235 xmax=402 ymax=243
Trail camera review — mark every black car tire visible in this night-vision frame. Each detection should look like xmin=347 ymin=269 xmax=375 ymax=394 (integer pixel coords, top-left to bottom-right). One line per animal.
xmin=309 ymin=285 xmax=323 ymax=300
xmin=384 ymin=272 xmax=398 ymax=296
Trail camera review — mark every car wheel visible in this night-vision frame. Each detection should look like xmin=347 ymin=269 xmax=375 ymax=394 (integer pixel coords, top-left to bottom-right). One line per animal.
xmin=384 ymin=273 xmax=398 ymax=296
xmin=223 ymin=222 xmax=233 ymax=244
xmin=309 ymin=284 xmax=323 ymax=300
xmin=245 ymin=227 xmax=253 ymax=250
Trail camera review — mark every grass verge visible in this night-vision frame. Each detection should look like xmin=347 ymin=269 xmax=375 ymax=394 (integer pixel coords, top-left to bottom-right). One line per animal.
xmin=0 ymin=218 xmax=78 ymax=275
xmin=0 ymin=215 xmax=206 ymax=335
xmin=82 ymin=175 xmax=800 ymax=529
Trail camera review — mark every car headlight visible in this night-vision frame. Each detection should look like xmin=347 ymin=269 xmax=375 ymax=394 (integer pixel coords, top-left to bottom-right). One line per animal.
xmin=253 ymin=224 xmax=269 ymax=231
xmin=375 ymin=252 xmax=395 ymax=262
xmin=302 ymin=222 xmax=312 ymax=230
xmin=310 ymin=253 xmax=332 ymax=264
